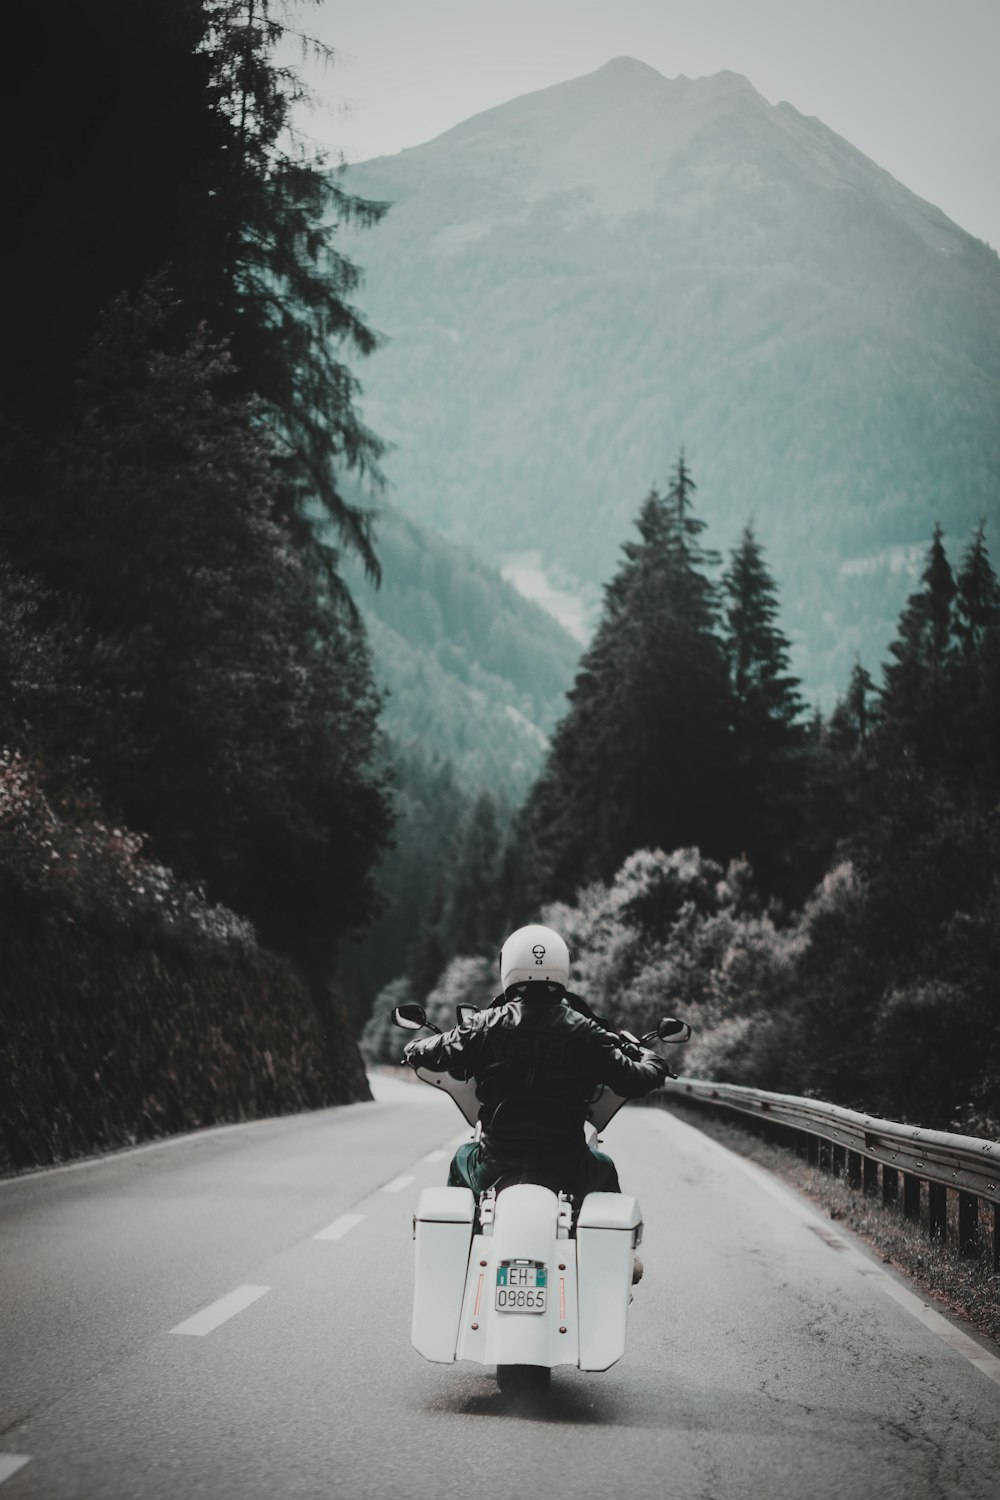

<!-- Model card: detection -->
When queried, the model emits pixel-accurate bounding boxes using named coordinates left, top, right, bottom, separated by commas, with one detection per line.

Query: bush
left=0, top=747, right=368, bottom=1171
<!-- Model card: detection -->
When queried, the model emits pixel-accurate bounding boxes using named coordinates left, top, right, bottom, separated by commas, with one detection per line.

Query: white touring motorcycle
left=392, top=1003, right=691, bottom=1396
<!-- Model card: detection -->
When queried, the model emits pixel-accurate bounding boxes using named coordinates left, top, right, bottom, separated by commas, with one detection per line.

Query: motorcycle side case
left=576, top=1191, right=642, bottom=1371
left=412, top=1186, right=476, bottom=1362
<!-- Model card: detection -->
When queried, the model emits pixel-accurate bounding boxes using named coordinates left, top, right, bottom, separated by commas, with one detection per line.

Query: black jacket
left=404, top=991, right=666, bottom=1159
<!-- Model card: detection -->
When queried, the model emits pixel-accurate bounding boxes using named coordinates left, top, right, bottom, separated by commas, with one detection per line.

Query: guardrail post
left=833, top=1144, right=846, bottom=1178
left=994, top=1205, right=999, bottom=1274
left=819, top=1138, right=832, bottom=1172
left=903, top=1173, right=921, bottom=1222
left=929, top=1182, right=947, bottom=1243
left=863, top=1156, right=879, bottom=1196
left=958, top=1193, right=982, bottom=1259
left=882, top=1166, right=899, bottom=1208
left=847, top=1151, right=862, bottom=1189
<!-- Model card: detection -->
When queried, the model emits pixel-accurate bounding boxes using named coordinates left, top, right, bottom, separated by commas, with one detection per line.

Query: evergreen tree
left=5, top=285, right=391, bottom=984
left=0, top=5, right=395, bottom=992
left=879, top=524, right=956, bottom=771
left=840, top=523, right=1000, bottom=1097
left=723, top=526, right=804, bottom=734
left=836, top=659, right=879, bottom=756
left=191, top=0, right=389, bottom=590
left=1, top=1, right=388, bottom=596
left=440, top=794, right=506, bottom=957
left=722, top=526, right=808, bottom=897
left=950, top=524, right=1000, bottom=794
left=954, top=523, right=1000, bottom=659
left=403, top=791, right=515, bottom=1000
left=523, top=456, right=735, bottom=902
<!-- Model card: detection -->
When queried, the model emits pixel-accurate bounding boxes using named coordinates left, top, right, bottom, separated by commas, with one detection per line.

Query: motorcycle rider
left=402, top=924, right=667, bottom=1210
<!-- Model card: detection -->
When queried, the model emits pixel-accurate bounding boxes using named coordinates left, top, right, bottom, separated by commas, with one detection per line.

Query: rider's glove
left=644, top=1049, right=670, bottom=1085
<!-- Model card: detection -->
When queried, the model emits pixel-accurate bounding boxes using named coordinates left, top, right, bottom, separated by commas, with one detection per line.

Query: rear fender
left=456, top=1184, right=579, bottom=1369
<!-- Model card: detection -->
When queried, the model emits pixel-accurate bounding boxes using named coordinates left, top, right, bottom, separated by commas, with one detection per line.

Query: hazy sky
left=286, top=0, right=1000, bottom=249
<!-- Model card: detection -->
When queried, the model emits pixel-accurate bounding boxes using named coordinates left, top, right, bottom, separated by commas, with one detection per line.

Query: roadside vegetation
left=0, top=2, right=389, bottom=1167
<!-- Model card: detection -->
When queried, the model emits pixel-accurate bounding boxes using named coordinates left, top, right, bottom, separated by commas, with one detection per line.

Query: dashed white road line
left=421, top=1149, right=448, bottom=1163
left=0, top=1457, right=30, bottom=1485
left=314, top=1212, right=365, bottom=1241
left=170, top=1284, right=270, bottom=1337
left=381, top=1174, right=415, bottom=1193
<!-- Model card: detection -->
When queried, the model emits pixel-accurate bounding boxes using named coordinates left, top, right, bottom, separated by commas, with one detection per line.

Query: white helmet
left=500, top=924, right=570, bottom=993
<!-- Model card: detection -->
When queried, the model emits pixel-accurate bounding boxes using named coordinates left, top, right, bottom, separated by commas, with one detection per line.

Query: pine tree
left=950, top=524, right=1000, bottom=794
left=723, top=525, right=805, bottom=739
left=722, top=526, right=807, bottom=899
left=1, top=0, right=387, bottom=596
left=5, top=284, right=392, bottom=986
left=523, top=456, right=736, bottom=902
left=192, top=0, right=390, bottom=590
left=875, top=524, right=960, bottom=782
left=828, top=660, right=879, bottom=759
left=954, top=523, right=1000, bottom=659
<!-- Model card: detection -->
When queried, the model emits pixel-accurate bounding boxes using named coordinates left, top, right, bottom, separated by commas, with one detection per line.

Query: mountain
left=340, top=57, right=1000, bottom=702
left=345, top=503, right=581, bottom=798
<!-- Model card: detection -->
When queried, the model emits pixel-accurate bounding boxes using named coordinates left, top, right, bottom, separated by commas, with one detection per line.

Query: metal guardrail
left=661, top=1077, right=1000, bottom=1270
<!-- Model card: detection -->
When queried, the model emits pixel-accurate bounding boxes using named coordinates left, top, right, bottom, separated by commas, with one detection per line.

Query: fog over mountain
left=342, top=57, right=1000, bottom=701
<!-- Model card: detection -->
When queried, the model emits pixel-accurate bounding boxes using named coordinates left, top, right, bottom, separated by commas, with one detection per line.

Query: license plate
left=495, top=1260, right=547, bottom=1313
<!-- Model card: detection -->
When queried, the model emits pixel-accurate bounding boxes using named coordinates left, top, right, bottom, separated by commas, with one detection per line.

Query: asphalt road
left=2, top=1075, right=999, bottom=1500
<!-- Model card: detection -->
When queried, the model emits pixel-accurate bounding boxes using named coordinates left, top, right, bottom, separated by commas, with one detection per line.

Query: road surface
left=1, top=1075, right=998, bottom=1499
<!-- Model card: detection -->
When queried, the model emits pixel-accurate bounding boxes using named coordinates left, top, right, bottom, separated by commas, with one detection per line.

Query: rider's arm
left=577, top=1019, right=667, bottom=1096
left=403, top=1020, right=488, bottom=1076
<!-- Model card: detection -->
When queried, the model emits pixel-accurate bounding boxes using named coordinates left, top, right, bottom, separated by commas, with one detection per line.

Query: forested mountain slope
left=344, top=504, right=580, bottom=799
left=341, top=57, right=1000, bottom=701
left=340, top=505, right=581, bottom=1002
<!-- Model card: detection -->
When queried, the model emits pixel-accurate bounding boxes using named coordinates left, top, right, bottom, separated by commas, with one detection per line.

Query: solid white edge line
left=381, top=1175, right=415, bottom=1193
left=0, top=1457, right=31, bottom=1485
left=169, top=1284, right=270, bottom=1337
left=645, top=1109, right=1000, bottom=1388
left=314, top=1212, right=365, bottom=1241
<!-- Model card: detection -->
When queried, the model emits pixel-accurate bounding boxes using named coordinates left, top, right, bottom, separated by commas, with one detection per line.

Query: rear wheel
left=496, top=1364, right=551, bottom=1396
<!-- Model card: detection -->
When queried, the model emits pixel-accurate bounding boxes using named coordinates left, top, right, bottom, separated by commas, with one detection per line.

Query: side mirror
left=392, top=1003, right=428, bottom=1031
left=658, top=1017, right=692, bottom=1044
left=456, top=1003, right=480, bottom=1027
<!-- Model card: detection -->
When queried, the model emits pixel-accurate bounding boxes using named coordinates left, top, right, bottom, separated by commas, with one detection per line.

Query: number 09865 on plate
left=495, top=1260, right=547, bottom=1313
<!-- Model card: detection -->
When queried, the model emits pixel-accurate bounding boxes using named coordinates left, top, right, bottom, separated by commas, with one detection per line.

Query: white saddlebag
left=412, top=1186, right=475, bottom=1362
left=576, top=1192, right=642, bottom=1371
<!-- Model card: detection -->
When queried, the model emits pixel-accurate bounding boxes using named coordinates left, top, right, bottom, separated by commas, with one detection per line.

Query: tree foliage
left=414, top=512, right=1000, bottom=1135
left=522, top=456, right=736, bottom=902
left=0, top=4, right=393, bottom=992
left=722, top=524, right=809, bottom=900
left=0, top=1, right=395, bottom=1161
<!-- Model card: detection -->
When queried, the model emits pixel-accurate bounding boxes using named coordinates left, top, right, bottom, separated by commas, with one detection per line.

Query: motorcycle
left=391, top=1001, right=691, bottom=1396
